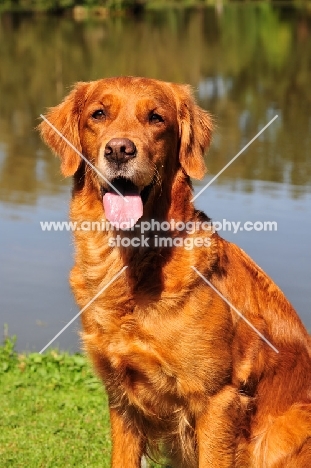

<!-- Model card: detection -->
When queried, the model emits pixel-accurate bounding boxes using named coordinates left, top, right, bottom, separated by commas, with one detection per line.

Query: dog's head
left=39, top=77, right=213, bottom=226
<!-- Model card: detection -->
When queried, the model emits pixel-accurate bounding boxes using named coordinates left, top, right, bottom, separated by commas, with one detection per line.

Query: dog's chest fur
left=72, top=241, right=233, bottom=423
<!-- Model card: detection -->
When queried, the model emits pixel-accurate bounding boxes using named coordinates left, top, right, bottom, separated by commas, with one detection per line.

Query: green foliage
left=0, top=334, right=18, bottom=373
left=0, top=336, right=101, bottom=389
left=0, top=0, right=146, bottom=12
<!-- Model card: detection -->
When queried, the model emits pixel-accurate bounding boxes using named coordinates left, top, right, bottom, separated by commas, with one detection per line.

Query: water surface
left=0, top=5, right=310, bottom=351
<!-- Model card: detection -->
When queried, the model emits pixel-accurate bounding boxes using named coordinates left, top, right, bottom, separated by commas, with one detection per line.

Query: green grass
left=0, top=336, right=112, bottom=467
left=0, top=336, right=166, bottom=467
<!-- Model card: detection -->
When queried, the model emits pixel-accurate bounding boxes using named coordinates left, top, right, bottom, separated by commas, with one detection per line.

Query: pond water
left=0, top=5, right=310, bottom=352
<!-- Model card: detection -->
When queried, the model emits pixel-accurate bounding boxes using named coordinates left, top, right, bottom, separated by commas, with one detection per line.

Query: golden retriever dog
left=39, top=77, right=311, bottom=467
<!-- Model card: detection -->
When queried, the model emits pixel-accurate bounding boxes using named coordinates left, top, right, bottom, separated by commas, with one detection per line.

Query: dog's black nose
left=104, top=138, right=137, bottom=164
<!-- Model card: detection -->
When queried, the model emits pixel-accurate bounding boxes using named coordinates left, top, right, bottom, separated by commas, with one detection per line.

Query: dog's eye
left=92, top=110, right=106, bottom=120
left=149, top=113, right=164, bottom=124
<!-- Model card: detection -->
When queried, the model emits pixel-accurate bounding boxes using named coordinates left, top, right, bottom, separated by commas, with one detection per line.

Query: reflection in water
left=0, top=6, right=311, bottom=205
left=0, top=5, right=310, bottom=350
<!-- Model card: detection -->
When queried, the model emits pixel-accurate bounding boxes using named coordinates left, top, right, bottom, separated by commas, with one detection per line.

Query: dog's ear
left=172, top=84, right=213, bottom=180
left=38, top=82, right=90, bottom=177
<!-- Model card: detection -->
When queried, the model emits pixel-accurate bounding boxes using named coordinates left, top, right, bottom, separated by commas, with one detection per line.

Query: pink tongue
left=103, top=192, right=143, bottom=228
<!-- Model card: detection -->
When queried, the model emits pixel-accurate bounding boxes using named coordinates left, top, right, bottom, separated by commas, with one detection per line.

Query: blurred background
left=0, top=2, right=310, bottom=352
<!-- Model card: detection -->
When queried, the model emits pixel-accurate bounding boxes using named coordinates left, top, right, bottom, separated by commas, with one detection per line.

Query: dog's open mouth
left=102, top=178, right=144, bottom=228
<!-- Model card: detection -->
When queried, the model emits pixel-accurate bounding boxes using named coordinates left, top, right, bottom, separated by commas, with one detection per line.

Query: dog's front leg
left=196, top=385, right=241, bottom=467
left=110, top=407, right=145, bottom=468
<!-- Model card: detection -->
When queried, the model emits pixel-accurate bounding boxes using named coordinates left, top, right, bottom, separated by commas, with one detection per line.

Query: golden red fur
left=39, top=77, right=311, bottom=467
